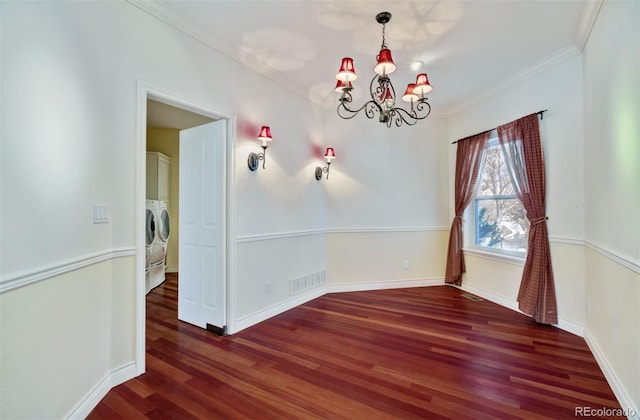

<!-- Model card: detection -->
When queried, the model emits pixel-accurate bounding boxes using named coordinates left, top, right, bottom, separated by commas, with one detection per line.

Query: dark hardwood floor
left=89, top=273, right=623, bottom=419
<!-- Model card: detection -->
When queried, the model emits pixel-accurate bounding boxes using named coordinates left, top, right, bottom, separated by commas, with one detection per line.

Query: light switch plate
left=93, top=204, right=109, bottom=224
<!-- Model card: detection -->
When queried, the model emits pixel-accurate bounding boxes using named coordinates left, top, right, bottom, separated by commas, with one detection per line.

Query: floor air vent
left=461, top=293, right=483, bottom=302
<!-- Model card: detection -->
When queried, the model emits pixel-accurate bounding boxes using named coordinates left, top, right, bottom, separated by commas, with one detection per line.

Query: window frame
left=463, top=135, right=527, bottom=264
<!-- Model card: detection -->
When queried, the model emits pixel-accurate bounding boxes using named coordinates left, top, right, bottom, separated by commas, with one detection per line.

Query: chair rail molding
left=0, top=248, right=136, bottom=294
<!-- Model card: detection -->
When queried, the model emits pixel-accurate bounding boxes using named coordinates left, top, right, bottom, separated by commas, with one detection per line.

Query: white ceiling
left=135, top=0, right=597, bottom=118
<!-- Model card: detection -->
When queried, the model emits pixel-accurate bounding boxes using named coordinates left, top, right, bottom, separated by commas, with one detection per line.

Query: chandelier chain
left=380, top=23, right=387, bottom=50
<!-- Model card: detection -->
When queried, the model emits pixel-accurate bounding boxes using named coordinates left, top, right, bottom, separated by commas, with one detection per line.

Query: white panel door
left=178, top=120, right=226, bottom=330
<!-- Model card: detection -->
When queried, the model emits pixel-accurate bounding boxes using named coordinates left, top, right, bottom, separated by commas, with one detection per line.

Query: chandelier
left=334, top=12, right=432, bottom=128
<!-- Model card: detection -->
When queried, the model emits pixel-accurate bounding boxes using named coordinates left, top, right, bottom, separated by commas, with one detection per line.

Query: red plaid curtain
left=445, top=132, right=490, bottom=286
left=498, top=114, right=558, bottom=324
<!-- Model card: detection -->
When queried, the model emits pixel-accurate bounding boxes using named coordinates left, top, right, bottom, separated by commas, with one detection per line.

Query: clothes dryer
left=146, top=200, right=171, bottom=292
left=145, top=201, right=156, bottom=293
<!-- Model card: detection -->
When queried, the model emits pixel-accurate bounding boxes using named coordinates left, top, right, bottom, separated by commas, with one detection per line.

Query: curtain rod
left=450, top=109, right=548, bottom=145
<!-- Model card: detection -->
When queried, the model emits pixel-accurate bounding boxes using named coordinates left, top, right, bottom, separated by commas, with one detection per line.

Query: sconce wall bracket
left=315, top=163, right=331, bottom=180
left=248, top=145, right=268, bottom=171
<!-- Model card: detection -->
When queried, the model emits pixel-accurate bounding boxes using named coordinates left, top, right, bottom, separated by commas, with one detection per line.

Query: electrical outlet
left=403, top=260, right=411, bottom=270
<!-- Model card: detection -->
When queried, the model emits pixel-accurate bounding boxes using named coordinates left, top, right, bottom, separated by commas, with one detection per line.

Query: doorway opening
left=145, top=99, right=215, bottom=291
left=135, top=85, right=235, bottom=375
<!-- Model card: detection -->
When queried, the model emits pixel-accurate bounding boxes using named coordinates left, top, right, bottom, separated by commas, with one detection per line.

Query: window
left=473, top=138, right=529, bottom=253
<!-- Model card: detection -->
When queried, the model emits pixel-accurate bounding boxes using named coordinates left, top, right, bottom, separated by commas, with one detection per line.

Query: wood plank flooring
left=89, top=273, right=623, bottom=419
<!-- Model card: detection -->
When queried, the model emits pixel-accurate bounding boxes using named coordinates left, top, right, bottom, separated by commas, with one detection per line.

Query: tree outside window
left=474, top=142, right=529, bottom=252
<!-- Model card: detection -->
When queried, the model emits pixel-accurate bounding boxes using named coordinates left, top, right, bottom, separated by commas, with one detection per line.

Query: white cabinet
left=146, top=152, right=170, bottom=202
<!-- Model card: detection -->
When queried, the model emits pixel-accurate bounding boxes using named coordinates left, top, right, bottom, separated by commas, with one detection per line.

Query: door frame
left=135, top=81, right=236, bottom=375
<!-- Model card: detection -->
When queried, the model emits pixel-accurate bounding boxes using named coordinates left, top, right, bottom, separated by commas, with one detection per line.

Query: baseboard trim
left=456, top=283, right=584, bottom=337
left=165, top=265, right=179, bottom=273
left=229, top=287, right=328, bottom=334
left=1, top=248, right=137, bottom=294
left=583, top=329, right=639, bottom=419
left=328, top=277, right=445, bottom=293
left=66, top=361, right=137, bottom=420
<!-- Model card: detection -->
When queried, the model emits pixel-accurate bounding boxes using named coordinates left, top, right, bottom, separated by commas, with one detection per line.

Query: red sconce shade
left=324, top=147, right=336, bottom=162
left=257, top=125, right=272, bottom=147
left=336, top=57, right=357, bottom=82
left=373, top=48, right=396, bottom=76
left=402, top=83, right=419, bottom=103
left=413, top=73, right=432, bottom=95
left=334, top=79, right=353, bottom=92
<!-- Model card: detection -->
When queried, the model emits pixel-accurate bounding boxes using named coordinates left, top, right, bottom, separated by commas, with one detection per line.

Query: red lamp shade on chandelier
left=334, top=79, right=353, bottom=92
left=402, top=83, right=419, bottom=103
left=316, top=147, right=336, bottom=181
left=248, top=125, right=273, bottom=171
left=336, top=58, right=357, bottom=82
left=373, top=48, right=396, bottom=76
left=413, top=73, right=432, bottom=95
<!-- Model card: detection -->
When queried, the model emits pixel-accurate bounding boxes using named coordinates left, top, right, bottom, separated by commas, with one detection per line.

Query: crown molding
left=447, top=44, right=581, bottom=117
left=444, top=0, right=602, bottom=117
left=126, top=0, right=326, bottom=106
left=575, top=0, right=604, bottom=51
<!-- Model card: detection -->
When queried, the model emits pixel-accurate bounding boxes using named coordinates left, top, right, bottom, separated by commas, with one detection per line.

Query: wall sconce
left=248, top=126, right=272, bottom=171
left=315, top=147, right=336, bottom=180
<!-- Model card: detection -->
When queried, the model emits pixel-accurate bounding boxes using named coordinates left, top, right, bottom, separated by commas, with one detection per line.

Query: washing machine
left=145, top=201, right=156, bottom=293
left=146, top=200, right=171, bottom=293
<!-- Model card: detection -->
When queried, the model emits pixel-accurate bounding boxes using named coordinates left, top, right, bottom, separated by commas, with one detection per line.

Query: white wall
left=0, top=2, right=327, bottom=417
left=325, top=114, right=450, bottom=288
left=582, top=0, right=639, bottom=414
left=326, top=115, right=449, bottom=229
left=0, top=257, right=135, bottom=419
left=448, top=53, right=586, bottom=330
left=328, top=230, right=448, bottom=288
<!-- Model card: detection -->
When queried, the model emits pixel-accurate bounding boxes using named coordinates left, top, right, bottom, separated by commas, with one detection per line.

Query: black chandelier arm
left=337, top=98, right=381, bottom=121
left=338, top=89, right=353, bottom=104
left=386, top=110, right=405, bottom=127
left=370, top=75, right=382, bottom=102
left=382, top=101, right=432, bottom=128
left=414, top=99, right=432, bottom=118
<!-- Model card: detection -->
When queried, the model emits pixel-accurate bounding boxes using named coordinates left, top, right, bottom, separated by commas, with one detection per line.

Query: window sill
left=462, top=247, right=525, bottom=266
